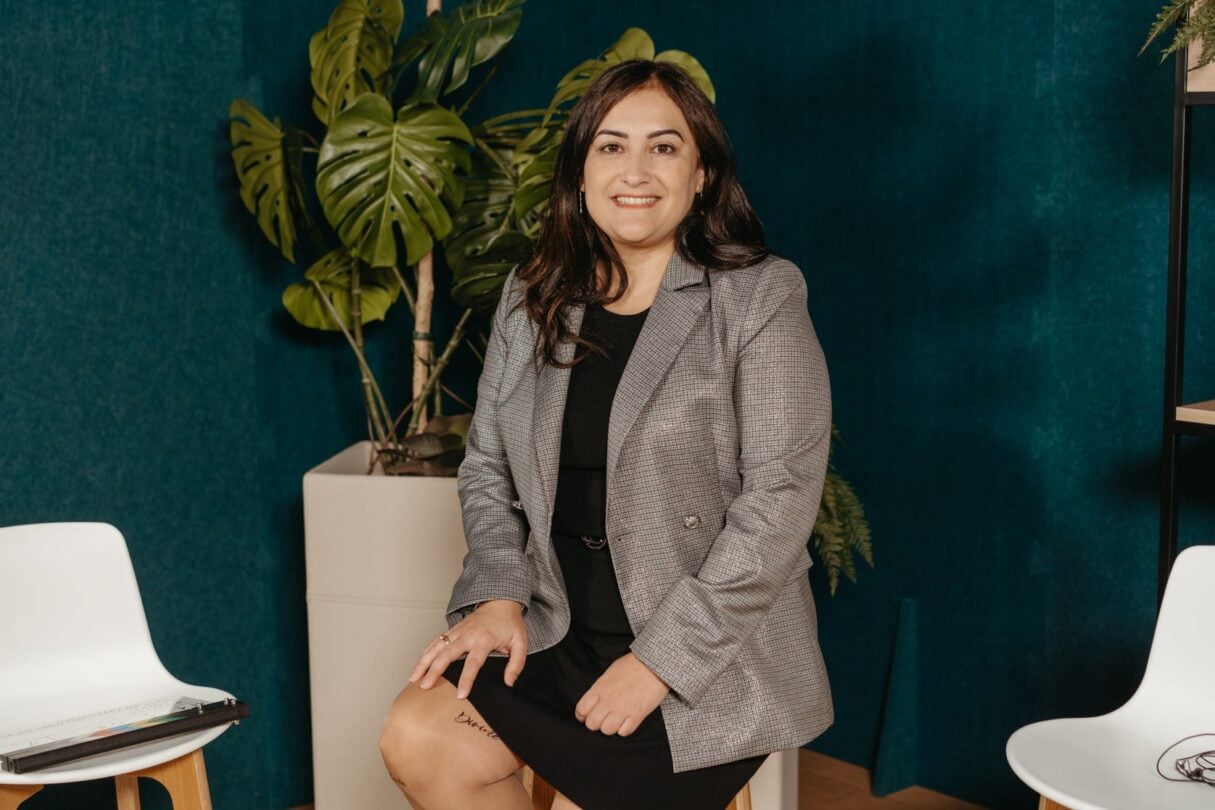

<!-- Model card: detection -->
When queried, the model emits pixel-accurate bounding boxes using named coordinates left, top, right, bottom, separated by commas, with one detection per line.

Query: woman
left=379, top=58, right=833, bottom=810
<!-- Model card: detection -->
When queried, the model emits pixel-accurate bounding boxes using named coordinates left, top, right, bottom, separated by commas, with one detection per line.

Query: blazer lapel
left=531, top=251, right=710, bottom=536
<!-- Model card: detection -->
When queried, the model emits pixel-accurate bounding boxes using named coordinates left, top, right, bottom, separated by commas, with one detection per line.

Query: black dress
left=443, top=301, right=766, bottom=809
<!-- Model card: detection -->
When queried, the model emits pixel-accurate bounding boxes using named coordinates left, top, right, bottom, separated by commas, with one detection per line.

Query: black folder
left=0, top=697, right=249, bottom=774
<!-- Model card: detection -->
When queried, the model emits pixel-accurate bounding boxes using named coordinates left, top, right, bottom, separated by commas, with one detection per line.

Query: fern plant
left=1140, top=0, right=1215, bottom=67
left=814, top=427, right=874, bottom=595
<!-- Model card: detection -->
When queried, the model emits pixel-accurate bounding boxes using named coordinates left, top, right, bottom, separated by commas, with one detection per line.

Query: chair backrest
left=1129, top=543, right=1215, bottom=706
left=0, top=522, right=168, bottom=696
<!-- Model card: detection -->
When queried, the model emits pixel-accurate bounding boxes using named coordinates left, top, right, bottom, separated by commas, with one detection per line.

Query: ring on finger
left=438, top=633, right=452, bottom=645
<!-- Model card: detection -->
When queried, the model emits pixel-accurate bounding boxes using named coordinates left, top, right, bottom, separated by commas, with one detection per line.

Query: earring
left=579, top=190, right=584, bottom=214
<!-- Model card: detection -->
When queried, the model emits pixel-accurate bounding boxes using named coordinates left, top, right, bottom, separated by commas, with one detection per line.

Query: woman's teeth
left=614, top=196, right=660, bottom=206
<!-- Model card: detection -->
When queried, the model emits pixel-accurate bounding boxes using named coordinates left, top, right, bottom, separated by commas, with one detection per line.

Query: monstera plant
left=228, top=0, right=872, bottom=592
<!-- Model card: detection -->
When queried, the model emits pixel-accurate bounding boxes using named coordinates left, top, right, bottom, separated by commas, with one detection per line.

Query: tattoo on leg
left=454, top=709, right=501, bottom=740
left=390, top=773, right=408, bottom=790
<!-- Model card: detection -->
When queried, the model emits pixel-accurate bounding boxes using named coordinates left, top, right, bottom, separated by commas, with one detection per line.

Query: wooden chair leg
left=1039, top=798, right=1070, bottom=810
left=115, top=771, right=143, bottom=810
left=726, top=781, right=752, bottom=810
left=0, top=785, right=43, bottom=810
left=115, top=749, right=212, bottom=810
left=519, top=765, right=556, bottom=810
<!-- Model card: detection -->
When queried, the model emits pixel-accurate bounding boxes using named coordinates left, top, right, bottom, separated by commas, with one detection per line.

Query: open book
left=0, top=696, right=248, bottom=774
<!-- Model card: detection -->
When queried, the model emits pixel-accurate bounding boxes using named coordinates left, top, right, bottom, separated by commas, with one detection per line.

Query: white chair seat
left=0, top=522, right=237, bottom=793
left=1006, top=544, right=1215, bottom=810
left=1007, top=704, right=1213, bottom=809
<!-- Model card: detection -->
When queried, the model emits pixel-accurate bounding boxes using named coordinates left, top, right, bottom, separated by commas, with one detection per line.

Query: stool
left=0, top=749, right=212, bottom=810
left=520, top=765, right=752, bottom=809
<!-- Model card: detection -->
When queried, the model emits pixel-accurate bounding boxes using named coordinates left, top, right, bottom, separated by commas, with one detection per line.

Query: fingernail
left=457, top=689, right=467, bottom=699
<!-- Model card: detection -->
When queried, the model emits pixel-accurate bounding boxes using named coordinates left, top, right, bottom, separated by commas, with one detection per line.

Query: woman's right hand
left=409, top=599, right=528, bottom=699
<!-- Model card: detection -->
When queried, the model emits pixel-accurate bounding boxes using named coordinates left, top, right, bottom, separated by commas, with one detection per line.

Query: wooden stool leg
left=519, top=765, right=556, bottom=810
left=115, top=773, right=142, bottom=810
left=0, top=785, right=43, bottom=810
left=121, top=749, right=212, bottom=810
left=1039, top=798, right=1070, bottom=810
left=726, top=781, right=752, bottom=810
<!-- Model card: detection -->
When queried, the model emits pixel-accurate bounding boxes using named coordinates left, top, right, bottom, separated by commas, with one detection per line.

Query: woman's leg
left=380, top=678, right=530, bottom=809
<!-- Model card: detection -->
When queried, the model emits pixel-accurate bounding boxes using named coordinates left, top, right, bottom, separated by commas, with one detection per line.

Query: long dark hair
left=515, top=58, right=771, bottom=368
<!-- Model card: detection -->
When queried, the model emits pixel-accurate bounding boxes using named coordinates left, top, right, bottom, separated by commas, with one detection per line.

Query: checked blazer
left=445, top=248, right=834, bottom=772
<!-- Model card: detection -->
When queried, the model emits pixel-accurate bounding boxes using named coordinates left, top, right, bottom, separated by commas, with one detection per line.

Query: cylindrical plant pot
left=1187, top=37, right=1215, bottom=92
left=303, top=440, right=465, bottom=810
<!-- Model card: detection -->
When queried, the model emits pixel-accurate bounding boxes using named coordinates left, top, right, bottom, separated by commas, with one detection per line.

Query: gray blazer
left=445, top=249, right=834, bottom=772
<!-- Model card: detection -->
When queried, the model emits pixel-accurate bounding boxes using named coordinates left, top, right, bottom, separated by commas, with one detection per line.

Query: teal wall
left=2, top=1, right=1212, bottom=808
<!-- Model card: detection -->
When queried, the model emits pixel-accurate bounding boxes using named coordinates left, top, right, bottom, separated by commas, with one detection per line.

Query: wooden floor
left=291, top=749, right=987, bottom=809
left=799, top=749, right=986, bottom=809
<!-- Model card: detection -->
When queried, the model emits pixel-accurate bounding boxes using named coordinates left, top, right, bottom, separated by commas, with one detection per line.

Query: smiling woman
left=581, top=93, right=705, bottom=277
left=378, top=59, right=833, bottom=810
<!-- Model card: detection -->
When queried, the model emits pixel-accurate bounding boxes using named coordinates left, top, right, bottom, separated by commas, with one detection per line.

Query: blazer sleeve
left=629, top=259, right=832, bottom=708
left=444, top=266, right=532, bottom=628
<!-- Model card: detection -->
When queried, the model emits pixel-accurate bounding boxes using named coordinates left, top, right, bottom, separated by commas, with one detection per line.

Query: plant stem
left=455, top=49, right=507, bottom=118
left=309, top=277, right=396, bottom=448
left=391, top=264, right=417, bottom=317
left=439, top=380, right=473, bottom=411
left=349, top=260, right=391, bottom=446
left=478, top=108, right=550, bottom=129
left=397, top=306, right=475, bottom=437
left=412, top=253, right=437, bottom=430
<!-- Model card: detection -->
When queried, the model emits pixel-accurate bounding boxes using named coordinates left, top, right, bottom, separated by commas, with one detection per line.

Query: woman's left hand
left=575, top=652, right=670, bottom=736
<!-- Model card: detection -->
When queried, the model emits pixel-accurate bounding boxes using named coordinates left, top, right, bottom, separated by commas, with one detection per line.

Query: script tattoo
left=455, top=709, right=500, bottom=740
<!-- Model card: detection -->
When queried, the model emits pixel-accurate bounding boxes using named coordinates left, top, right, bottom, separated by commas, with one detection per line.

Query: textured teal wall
left=2, top=1, right=1212, bottom=809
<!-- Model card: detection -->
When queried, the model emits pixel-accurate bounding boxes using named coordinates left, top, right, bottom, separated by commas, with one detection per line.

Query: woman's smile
left=612, top=194, right=662, bottom=208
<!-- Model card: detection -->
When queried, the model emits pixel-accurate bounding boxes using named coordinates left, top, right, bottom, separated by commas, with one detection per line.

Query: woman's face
left=581, top=85, right=706, bottom=256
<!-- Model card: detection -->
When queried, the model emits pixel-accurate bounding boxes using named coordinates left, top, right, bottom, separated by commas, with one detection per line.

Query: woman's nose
left=620, top=152, right=652, bottom=184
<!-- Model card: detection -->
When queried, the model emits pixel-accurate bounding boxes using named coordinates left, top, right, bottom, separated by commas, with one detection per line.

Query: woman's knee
left=379, top=679, right=521, bottom=791
left=379, top=683, right=445, bottom=787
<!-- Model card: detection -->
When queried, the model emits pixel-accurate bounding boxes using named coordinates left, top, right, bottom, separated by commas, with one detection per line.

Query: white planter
left=304, top=441, right=466, bottom=810
left=1187, top=40, right=1215, bottom=92
left=302, top=440, right=797, bottom=810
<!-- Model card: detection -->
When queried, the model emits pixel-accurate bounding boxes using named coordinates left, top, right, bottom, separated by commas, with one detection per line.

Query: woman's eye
left=654, top=143, right=676, bottom=154
left=600, top=143, right=622, bottom=153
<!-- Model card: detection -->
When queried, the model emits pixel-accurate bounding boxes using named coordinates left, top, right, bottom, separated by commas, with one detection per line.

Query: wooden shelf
left=1177, top=399, right=1215, bottom=426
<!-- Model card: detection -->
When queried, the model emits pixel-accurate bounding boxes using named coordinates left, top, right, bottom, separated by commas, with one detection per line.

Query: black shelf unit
left=1160, top=46, right=1215, bottom=607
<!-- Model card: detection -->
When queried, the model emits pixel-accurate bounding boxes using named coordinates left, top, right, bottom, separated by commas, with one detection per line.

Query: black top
left=550, top=301, right=650, bottom=537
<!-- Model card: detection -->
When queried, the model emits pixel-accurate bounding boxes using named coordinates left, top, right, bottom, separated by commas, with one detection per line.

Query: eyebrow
left=594, top=128, right=686, bottom=141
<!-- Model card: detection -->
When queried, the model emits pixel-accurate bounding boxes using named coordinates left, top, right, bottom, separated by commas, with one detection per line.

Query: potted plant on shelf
left=228, top=1, right=872, bottom=806
left=1141, top=0, right=1215, bottom=90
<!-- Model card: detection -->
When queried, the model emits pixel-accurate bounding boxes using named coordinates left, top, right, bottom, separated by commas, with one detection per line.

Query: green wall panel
left=2, top=1, right=1213, bottom=808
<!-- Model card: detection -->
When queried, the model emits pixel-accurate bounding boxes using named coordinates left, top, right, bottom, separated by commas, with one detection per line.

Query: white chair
left=1006, top=543, right=1215, bottom=810
left=0, top=522, right=239, bottom=810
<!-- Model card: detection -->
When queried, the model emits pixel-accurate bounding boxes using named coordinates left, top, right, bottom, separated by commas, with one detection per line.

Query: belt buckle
left=580, top=535, right=607, bottom=550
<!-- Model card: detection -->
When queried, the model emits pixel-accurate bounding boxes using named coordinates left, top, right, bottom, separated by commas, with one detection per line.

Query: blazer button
left=683, top=514, right=701, bottom=529
left=510, top=499, right=523, bottom=511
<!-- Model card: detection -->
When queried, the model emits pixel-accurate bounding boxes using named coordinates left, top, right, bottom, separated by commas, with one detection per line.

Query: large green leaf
left=400, top=0, right=525, bottom=105
left=445, top=148, right=531, bottom=314
left=309, top=0, right=405, bottom=126
left=315, top=94, right=473, bottom=267
left=512, top=129, right=559, bottom=225
left=229, top=98, right=300, bottom=263
left=545, top=28, right=716, bottom=121
left=654, top=49, right=715, bottom=102
left=282, top=247, right=401, bottom=331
